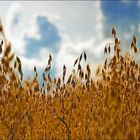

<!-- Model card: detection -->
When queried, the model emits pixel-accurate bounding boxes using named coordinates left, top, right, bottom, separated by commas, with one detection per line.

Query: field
left=0, top=23, right=139, bottom=139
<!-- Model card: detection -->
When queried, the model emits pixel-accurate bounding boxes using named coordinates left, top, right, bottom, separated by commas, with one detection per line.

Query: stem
left=56, top=115, right=70, bottom=140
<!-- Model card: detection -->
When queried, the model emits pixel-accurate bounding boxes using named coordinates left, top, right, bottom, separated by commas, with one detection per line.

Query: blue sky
left=0, top=1, right=139, bottom=79
left=102, top=1, right=140, bottom=40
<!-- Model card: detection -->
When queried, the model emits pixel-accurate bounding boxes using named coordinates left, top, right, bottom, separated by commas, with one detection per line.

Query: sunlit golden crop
left=0, top=21, right=139, bottom=139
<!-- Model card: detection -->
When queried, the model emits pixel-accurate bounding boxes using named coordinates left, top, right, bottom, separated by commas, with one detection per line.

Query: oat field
left=0, top=22, right=139, bottom=140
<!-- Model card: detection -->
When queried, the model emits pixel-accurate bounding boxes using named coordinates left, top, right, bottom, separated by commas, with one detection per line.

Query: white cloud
left=20, top=48, right=51, bottom=71
left=24, top=18, right=41, bottom=40
left=5, top=3, right=60, bottom=72
left=55, top=37, right=112, bottom=78
left=3, top=1, right=111, bottom=80
left=55, top=1, right=109, bottom=77
left=121, top=0, right=131, bottom=4
left=5, top=3, right=26, bottom=55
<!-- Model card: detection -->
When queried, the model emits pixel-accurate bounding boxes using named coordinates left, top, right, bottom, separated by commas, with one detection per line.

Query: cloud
left=23, top=15, right=61, bottom=58
left=5, top=3, right=61, bottom=74
left=5, top=3, right=26, bottom=55
left=55, top=37, right=112, bottom=78
left=5, top=1, right=111, bottom=80
left=101, top=0, right=140, bottom=43
left=20, top=48, right=51, bottom=71
left=55, top=1, right=108, bottom=77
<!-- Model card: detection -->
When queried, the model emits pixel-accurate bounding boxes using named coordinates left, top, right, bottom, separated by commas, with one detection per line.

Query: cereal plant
left=0, top=20, right=139, bottom=139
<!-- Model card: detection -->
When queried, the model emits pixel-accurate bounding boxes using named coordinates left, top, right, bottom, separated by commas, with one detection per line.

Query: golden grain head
left=0, top=21, right=139, bottom=140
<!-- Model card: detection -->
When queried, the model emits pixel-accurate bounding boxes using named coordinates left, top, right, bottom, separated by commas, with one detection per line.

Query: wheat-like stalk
left=0, top=21, right=139, bottom=139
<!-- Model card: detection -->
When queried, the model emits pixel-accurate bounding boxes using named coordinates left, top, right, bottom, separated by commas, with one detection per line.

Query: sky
left=0, top=0, right=139, bottom=80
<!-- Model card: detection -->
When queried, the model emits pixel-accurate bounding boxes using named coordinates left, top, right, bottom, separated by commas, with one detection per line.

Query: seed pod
left=34, top=66, right=37, bottom=73
left=85, top=73, right=88, bottom=80
left=20, top=73, right=23, bottom=81
left=78, top=64, right=81, bottom=70
left=8, top=53, right=15, bottom=62
left=48, top=73, right=51, bottom=83
left=96, top=67, right=100, bottom=76
left=108, top=45, right=111, bottom=54
left=133, top=35, right=136, bottom=44
left=131, top=41, right=134, bottom=50
left=42, top=73, right=47, bottom=81
left=84, top=52, right=87, bottom=62
left=135, top=64, right=138, bottom=69
left=79, top=53, right=82, bottom=63
left=57, top=78, right=61, bottom=88
left=63, top=65, right=66, bottom=76
left=73, top=58, right=78, bottom=67
left=1, top=40, right=3, bottom=46
left=104, top=47, right=107, bottom=55
left=67, top=74, right=72, bottom=84
left=71, top=79, right=75, bottom=87
left=62, top=75, right=65, bottom=82
left=42, top=82, right=45, bottom=87
left=115, top=38, right=119, bottom=44
left=138, top=75, right=140, bottom=82
left=105, top=59, right=107, bottom=66
left=0, top=46, right=2, bottom=54
left=45, top=65, right=51, bottom=72
left=0, top=25, right=3, bottom=32
left=107, top=76, right=110, bottom=81
left=86, top=64, right=91, bottom=76
left=49, top=54, right=52, bottom=61
left=47, top=83, right=51, bottom=92
left=14, top=61, right=17, bottom=69
left=81, top=71, right=84, bottom=79
left=16, top=56, right=21, bottom=64
left=112, top=27, right=116, bottom=38
left=4, top=43, right=11, bottom=57
left=134, top=46, right=137, bottom=53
